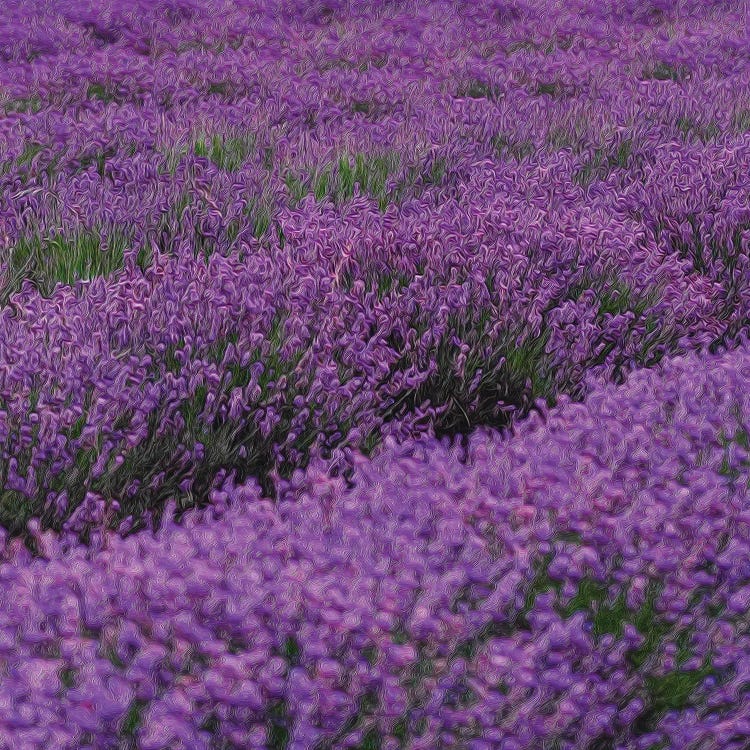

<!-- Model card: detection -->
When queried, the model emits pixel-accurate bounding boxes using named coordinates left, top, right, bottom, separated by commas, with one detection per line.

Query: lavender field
left=0, top=0, right=749, bottom=747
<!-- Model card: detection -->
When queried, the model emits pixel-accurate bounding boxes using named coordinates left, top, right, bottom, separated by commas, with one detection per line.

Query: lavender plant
left=0, top=341, right=748, bottom=747
left=0, top=0, right=747, bottom=540
left=0, top=1, right=748, bottom=744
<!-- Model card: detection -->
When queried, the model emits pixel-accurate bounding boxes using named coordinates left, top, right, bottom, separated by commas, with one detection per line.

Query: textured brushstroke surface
left=0, top=0, right=749, bottom=747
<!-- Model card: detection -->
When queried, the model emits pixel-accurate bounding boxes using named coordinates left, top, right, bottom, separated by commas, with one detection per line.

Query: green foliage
left=427, top=156, right=447, bottom=185
left=39, top=150, right=64, bottom=182
left=548, top=127, right=575, bottom=150
left=643, top=61, right=689, bottom=82
left=286, top=150, right=445, bottom=212
left=135, top=243, right=153, bottom=272
left=199, top=712, right=220, bottom=736
left=350, top=99, right=373, bottom=115
left=0, top=490, right=33, bottom=540
left=667, top=213, right=750, bottom=325
left=519, top=556, right=720, bottom=740
left=573, top=139, right=634, bottom=187
left=547, top=120, right=589, bottom=153
left=266, top=700, right=290, bottom=750
left=16, top=141, right=45, bottom=169
left=676, top=116, right=720, bottom=143
left=597, top=279, right=637, bottom=318
left=353, top=728, right=381, bottom=750
left=380, top=304, right=555, bottom=440
left=87, top=82, right=127, bottom=104
left=59, top=667, right=76, bottom=690
left=535, top=80, right=561, bottom=97
left=65, top=414, right=87, bottom=441
left=206, top=81, right=232, bottom=97
left=572, top=573, right=717, bottom=733
left=226, top=218, right=240, bottom=244
left=492, top=133, right=535, bottom=162
left=103, top=644, right=127, bottom=670
left=561, top=579, right=630, bottom=638
left=522, top=552, right=560, bottom=616
left=731, top=107, right=750, bottom=133
left=192, top=130, right=256, bottom=172
left=161, top=129, right=257, bottom=175
left=392, top=717, right=408, bottom=745
left=632, top=655, right=715, bottom=737
left=283, top=172, right=306, bottom=204
left=339, top=152, right=399, bottom=207
left=559, top=268, right=664, bottom=378
left=631, top=312, right=674, bottom=368
left=161, top=142, right=190, bottom=176
left=361, top=645, right=378, bottom=666
left=717, top=416, right=750, bottom=486
left=151, top=184, right=273, bottom=259
left=389, top=648, right=435, bottom=744
left=120, top=699, right=147, bottom=744
left=361, top=429, right=381, bottom=457
left=1, top=228, right=130, bottom=303
left=572, top=271, right=656, bottom=321
left=456, top=79, right=501, bottom=100
left=314, top=691, right=381, bottom=749
left=499, top=329, right=555, bottom=406
left=645, top=665, right=713, bottom=712
left=344, top=269, right=414, bottom=300
left=77, top=146, right=117, bottom=178
left=0, top=311, right=320, bottom=539
left=252, top=204, right=273, bottom=239
left=285, top=151, right=405, bottom=210
left=283, top=635, right=302, bottom=666
left=275, top=221, right=287, bottom=250
left=3, top=95, right=42, bottom=115
left=670, top=214, right=710, bottom=275
left=507, top=39, right=539, bottom=53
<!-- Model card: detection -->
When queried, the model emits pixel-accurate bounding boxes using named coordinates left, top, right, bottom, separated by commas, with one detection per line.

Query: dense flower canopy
left=1, top=342, right=750, bottom=747
left=0, top=0, right=749, bottom=747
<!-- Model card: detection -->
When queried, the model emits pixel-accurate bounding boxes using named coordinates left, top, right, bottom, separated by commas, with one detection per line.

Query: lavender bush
left=1, top=0, right=750, bottom=535
left=1, top=342, right=749, bottom=748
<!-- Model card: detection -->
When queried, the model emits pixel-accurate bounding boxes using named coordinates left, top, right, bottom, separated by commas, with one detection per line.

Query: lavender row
left=2, top=0, right=750, bottom=257
left=0, top=0, right=750, bottom=537
left=0, top=159, right=740, bottom=538
left=0, top=340, right=749, bottom=748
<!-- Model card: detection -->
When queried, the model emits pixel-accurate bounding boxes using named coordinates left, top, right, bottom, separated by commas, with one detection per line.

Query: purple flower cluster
left=0, top=341, right=749, bottom=748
